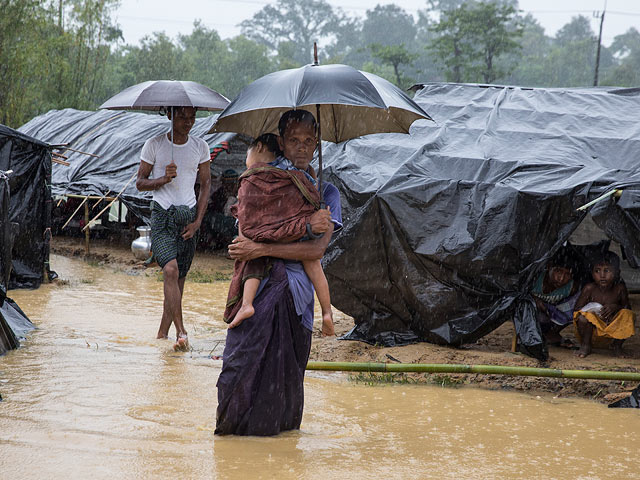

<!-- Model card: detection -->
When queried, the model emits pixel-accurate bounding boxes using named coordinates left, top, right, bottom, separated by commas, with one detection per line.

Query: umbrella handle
left=316, top=104, right=323, bottom=205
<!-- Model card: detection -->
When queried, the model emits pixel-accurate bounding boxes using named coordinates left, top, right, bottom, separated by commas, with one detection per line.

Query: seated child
left=573, top=251, right=635, bottom=358
left=224, top=133, right=335, bottom=336
left=531, top=250, right=580, bottom=346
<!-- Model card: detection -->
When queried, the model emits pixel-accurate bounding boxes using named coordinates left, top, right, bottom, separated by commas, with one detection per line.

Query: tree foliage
left=429, top=1, right=523, bottom=83
left=3, top=0, right=640, bottom=130
left=240, top=0, right=344, bottom=65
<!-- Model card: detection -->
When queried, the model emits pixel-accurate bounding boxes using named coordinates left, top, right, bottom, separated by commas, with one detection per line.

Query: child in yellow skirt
left=573, top=251, right=635, bottom=358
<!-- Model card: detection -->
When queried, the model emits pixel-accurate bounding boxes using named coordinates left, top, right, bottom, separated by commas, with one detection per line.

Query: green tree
left=429, top=1, right=524, bottom=83
left=368, top=43, right=418, bottom=88
left=602, top=28, right=640, bottom=87
left=541, top=16, right=613, bottom=87
left=118, top=32, right=191, bottom=88
left=239, top=0, right=345, bottom=65
left=503, top=14, right=552, bottom=86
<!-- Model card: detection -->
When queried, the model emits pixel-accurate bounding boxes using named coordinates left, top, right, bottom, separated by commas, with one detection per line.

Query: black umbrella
left=208, top=50, right=431, bottom=193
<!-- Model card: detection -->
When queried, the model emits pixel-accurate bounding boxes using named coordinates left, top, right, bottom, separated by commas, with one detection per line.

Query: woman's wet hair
left=591, top=250, right=621, bottom=279
left=250, top=133, right=282, bottom=156
left=549, top=248, right=574, bottom=271
left=278, top=109, right=317, bottom=137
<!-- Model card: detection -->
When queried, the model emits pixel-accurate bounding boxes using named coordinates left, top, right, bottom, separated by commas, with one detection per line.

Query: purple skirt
left=215, top=260, right=312, bottom=436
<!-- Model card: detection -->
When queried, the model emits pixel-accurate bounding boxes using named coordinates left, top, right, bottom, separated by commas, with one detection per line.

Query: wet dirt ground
left=1, top=249, right=640, bottom=478
left=50, top=235, right=640, bottom=401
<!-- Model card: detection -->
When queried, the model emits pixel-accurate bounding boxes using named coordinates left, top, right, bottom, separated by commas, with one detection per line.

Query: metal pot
left=131, top=226, right=152, bottom=260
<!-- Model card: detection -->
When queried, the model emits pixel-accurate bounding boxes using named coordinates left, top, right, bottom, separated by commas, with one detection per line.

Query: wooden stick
left=57, top=147, right=99, bottom=158
left=83, top=172, right=136, bottom=231
left=61, top=196, right=89, bottom=230
left=52, top=152, right=69, bottom=160
left=51, top=157, right=70, bottom=166
left=92, top=190, right=112, bottom=210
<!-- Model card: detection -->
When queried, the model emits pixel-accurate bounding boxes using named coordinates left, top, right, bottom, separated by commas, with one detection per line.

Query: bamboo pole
left=84, top=201, right=90, bottom=255
left=82, top=172, right=136, bottom=232
left=305, top=361, right=640, bottom=382
left=51, top=157, right=70, bottom=166
left=57, top=147, right=99, bottom=158
left=61, top=195, right=89, bottom=230
left=92, top=190, right=112, bottom=210
left=576, top=189, right=622, bottom=211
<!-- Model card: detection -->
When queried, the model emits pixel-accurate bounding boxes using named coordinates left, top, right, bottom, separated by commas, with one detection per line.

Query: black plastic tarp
left=0, top=165, right=36, bottom=355
left=18, top=109, right=247, bottom=222
left=0, top=125, right=52, bottom=289
left=320, top=83, right=640, bottom=360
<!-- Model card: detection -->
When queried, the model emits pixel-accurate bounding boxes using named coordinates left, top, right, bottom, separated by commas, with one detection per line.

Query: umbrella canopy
left=208, top=64, right=431, bottom=141
left=100, top=80, right=229, bottom=112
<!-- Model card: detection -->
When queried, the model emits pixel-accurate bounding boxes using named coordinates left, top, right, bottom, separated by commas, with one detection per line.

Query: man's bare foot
left=173, top=333, right=189, bottom=351
left=574, top=344, right=591, bottom=358
left=321, top=312, right=335, bottom=337
left=228, top=304, right=254, bottom=329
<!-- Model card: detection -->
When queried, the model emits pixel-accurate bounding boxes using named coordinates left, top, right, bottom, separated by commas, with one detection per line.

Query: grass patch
left=348, top=372, right=467, bottom=388
left=154, top=270, right=233, bottom=283
left=188, top=270, right=232, bottom=283
left=348, top=372, right=421, bottom=385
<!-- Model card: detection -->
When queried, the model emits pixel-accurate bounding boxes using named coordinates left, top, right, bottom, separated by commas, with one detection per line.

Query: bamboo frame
left=82, top=172, right=136, bottom=232
left=61, top=195, right=89, bottom=230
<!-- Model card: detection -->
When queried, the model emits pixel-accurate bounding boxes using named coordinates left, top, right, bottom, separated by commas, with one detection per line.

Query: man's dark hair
left=591, top=250, right=621, bottom=279
left=251, top=133, right=282, bottom=156
left=278, top=109, right=317, bottom=137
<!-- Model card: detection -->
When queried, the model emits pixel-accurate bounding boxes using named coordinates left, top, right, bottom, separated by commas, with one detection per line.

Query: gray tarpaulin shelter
left=0, top=125, right=42, bottom=354
left=18, top=108, right=247, bottom=223
left=320, top=83, right=640, bottom=361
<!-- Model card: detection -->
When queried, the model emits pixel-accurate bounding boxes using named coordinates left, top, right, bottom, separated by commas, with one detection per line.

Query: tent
left=18, top=108, right=248, bottom=224
left=0, top=125, right=41, bottom=354
left=0, top=124, right=52, bottom=289
left=320, top=83, right=640, bottom=361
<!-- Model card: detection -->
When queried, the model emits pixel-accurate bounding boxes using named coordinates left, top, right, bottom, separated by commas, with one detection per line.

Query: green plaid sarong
left=150, top=201, right=197, bottom=278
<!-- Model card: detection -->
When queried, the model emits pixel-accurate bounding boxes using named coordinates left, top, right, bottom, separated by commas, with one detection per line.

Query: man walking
left=136, top=106, right=211, bottom=350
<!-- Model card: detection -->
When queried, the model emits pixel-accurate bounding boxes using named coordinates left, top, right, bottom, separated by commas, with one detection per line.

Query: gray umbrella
left=100, top=80, right=230, bottom=163
left=208, top=61, right=431, bottom=193
left=99, top=80, right=229, bottom=112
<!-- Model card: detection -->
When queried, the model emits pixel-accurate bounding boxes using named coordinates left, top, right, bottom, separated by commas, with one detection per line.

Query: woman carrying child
left=223, top=132, right=335, bottom=337
left=215, top=110, right=342, bottom=436
left=573, top=251, right=635, bottom=358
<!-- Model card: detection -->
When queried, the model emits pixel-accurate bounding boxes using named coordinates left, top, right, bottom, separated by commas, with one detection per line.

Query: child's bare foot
left=574, top=344, right=591, bottom=358
left=321, top=312, right=335, bottom=337
left=228, top=304, right=254, bottom=329
left=173, top=333, right=189, bottom=351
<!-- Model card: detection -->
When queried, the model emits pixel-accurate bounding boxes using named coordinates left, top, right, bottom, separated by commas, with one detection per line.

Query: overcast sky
left=114, top=0, right=640, bottom=47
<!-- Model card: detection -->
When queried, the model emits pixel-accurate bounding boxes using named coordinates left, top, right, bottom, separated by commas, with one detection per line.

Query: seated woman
left=531, top=250, right=580, bottom=347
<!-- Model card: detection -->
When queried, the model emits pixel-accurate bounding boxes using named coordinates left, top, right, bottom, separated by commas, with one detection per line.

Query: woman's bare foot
left=321, top=312, right=335, bottom=337
left=574, top=344, right=592, bottom=358
left=228, top=304, right=254, bottom=329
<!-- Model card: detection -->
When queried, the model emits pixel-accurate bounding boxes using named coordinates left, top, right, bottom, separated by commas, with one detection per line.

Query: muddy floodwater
left=0, top=254, right=639, bottom=479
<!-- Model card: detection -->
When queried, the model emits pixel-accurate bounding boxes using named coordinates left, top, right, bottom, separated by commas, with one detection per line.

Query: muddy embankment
left=49, top=235, right=640, bottom=404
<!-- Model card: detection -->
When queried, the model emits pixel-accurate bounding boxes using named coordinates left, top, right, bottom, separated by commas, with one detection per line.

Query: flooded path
left=0, top=255, right=639, bottom=479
